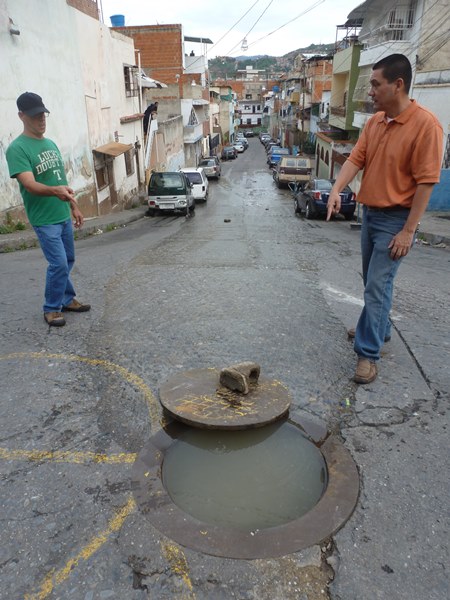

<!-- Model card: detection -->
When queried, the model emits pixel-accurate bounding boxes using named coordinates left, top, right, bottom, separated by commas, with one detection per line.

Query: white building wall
left=73, top=15, right=142, bottom=209
left=0, top=0, right=92, bottom=216
left=0, top=0, right=143, bottom=221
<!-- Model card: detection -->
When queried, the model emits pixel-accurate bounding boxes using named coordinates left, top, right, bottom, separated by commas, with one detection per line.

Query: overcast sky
left=99, top=0, right=361, bottom=58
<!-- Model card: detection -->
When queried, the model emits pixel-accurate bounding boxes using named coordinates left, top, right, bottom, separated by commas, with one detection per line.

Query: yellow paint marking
left=24, top=496, right=136, bottom=600
left=161, top=541, right=195, bottom=596
left=0, top=447, right=136, bottom=464
left=0, top=351, right=160, bottom=428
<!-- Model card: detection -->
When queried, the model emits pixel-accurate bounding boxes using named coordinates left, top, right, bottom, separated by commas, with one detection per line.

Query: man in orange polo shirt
left=327, top=54, right=443, bottom=384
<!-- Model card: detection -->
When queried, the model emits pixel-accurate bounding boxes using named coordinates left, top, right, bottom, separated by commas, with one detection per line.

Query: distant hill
left=282, top=43, right=335, bottom=59
left=210, top=43, right=335, bottom=81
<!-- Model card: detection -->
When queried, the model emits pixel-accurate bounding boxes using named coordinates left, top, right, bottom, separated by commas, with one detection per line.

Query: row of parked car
left=147, top=153, right=224, bottom=216
left=221, top=131, right=251, bottom=160
left=146, top=129, right=255, bottom=216
left=259, top=132, right=357, bottom=220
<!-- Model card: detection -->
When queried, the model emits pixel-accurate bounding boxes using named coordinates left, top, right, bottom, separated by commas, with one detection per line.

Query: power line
left=225, top=0, right=275, bottom=56
left=244, top=0, right=325, bottom=52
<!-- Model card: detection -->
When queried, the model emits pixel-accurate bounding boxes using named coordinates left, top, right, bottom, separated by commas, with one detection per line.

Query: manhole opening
left=162, top=421, right=328, bottom=531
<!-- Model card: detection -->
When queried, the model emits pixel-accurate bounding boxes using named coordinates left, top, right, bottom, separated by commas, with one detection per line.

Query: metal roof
left=93, top=142, right=133, bottom=157
left=184, top=36, right=213, bottom=44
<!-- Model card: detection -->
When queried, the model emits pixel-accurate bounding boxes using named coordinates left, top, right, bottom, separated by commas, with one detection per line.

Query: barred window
left=124, top=65, right=139, bottom=97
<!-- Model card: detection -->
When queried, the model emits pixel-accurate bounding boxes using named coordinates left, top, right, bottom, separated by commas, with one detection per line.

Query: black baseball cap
left=17, top=92, right=49, bottom=116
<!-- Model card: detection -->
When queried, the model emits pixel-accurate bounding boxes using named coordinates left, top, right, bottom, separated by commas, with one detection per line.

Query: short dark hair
left=373, top=54, right=412, bottom=93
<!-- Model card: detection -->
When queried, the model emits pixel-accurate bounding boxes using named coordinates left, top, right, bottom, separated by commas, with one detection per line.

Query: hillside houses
left=1, top=0, right=449, bottom=226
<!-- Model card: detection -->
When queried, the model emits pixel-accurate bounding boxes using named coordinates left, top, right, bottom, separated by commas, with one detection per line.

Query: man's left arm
left=388, top=183, right=435, bottom=259
left=71, top=202, right=84, bottom=228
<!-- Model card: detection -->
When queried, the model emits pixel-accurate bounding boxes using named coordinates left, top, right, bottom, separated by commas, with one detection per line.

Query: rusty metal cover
left=159, top=368, right=291, bottom=430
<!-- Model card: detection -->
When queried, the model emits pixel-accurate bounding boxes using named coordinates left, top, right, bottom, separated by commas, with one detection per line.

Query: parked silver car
left=198, top=156, right=221, bottom=179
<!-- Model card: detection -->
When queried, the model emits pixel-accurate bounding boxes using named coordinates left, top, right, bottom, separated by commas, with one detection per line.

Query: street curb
left=0, top=208, right=148, bottom=253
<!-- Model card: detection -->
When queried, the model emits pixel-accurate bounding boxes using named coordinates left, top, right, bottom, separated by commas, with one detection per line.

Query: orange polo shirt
left=348, top=100, right=443, bottom=208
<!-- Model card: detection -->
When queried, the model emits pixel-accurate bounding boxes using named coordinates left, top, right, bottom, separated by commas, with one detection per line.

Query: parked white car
left=179, top=167, right=209, bottom=202
left=233, top=142, right=245, bottom=153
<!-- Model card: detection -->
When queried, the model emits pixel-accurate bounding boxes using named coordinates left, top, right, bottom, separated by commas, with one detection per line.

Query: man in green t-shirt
left=6, top=92, right=90, bottom=327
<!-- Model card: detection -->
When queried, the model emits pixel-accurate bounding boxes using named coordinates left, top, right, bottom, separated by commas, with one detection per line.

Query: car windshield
left=184, top=172, right=203, bottom=184
left=149, top=173, right=186, bottom=194
left=316, top=180, right=333, bottom=191
left=199, top=160, right=214, bottom=167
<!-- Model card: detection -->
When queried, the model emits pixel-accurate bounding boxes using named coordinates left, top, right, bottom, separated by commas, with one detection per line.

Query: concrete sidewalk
left=0, top=205, right=449, bottom=253
left=0, top=205, right=148, bottom=253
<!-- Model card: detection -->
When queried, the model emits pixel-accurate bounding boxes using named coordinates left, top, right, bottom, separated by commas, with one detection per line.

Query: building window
left=124, top=148, right=135, bottom=176
left=257, top=105, right=261, bottom=111
left=257, top=118, right=261, bottom=125
left=246, top=94, right=252, bottom=99
left=124, top=65, right=138, bottom=97
left=244, top=105, right=251, bottom=111
left=246, top=118, right=252, bottom=125
left=93, top=154, right=109, bottom=190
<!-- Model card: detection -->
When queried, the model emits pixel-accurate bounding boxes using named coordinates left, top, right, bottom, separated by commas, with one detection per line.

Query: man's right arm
left=326, top=160, right=360, bottom=221
left=16, top=171, right=75, bottom=203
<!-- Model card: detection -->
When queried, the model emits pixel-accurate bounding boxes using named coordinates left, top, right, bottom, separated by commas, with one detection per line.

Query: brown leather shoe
left=347, top=328, right=391, bottom=342
left=62, top=299, right=91, bottom=312
left=44, top=312, right=66, bottom=327
left=353, top=358, right=377, bottom=384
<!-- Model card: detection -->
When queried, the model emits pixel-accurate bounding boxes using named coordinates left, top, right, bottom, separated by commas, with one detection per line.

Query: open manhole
left=132, top=417, right=359, bottom=559
left=132, top=365, right=359, bottom=558
left=162, top=421, right=327, bottom=531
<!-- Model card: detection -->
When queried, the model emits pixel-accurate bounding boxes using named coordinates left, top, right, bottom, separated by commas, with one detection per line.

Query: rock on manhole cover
left=159, top=368, right=291, bottom=430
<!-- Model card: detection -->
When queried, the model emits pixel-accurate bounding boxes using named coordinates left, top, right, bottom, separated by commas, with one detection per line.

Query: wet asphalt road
left=0, top=138, right=449, bottom=599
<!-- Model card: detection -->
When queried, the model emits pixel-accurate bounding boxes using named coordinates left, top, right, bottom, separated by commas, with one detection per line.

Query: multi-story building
left=324, top=0, right=450, bottom=208
left=209, top=85, right=235, bottom=148
left=110, top=24, right=213, bottom=170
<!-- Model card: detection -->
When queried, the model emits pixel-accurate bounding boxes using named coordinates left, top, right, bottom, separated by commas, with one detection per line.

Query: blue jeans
left=354, top=206, right=411, bottom=361
left=33, top=219, right=76, bottom=313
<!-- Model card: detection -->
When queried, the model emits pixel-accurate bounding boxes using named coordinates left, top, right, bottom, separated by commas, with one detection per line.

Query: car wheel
left=305, top=201, right=315, bottom=220
left=146, top=208, right=156, bottom=217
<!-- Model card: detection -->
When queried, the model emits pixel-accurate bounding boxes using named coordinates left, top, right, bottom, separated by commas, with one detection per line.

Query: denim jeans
left=354, top=206, right=411, bottom=361
left=33, top=219, right=76, bottom=313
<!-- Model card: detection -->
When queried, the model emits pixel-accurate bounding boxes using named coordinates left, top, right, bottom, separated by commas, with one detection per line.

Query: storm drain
left=132, top=365, right=359, bottom=558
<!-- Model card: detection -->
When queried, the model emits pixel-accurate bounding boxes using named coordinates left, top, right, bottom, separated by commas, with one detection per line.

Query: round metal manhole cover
left=132, top=414, right=360, bottom=559
left=159, top=368, right=291, bottom=430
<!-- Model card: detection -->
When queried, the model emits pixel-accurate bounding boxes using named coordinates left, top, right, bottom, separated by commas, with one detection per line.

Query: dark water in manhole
left=161, top=421, right=328, bottom=531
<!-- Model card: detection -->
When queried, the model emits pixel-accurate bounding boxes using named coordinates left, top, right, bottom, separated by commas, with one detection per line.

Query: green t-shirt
left=6, top=134, right=71, bottom=226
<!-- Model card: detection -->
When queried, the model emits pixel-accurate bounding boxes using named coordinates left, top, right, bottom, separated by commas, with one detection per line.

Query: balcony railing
left=359, top=3, right=415, bottom=46
left=183, top=122, right=204, bottom=143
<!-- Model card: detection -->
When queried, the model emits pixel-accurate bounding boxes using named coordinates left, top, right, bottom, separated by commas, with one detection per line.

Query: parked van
left=272, top=155, right=314, bottom=188
left=147, top=171, right=195, bottom=216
